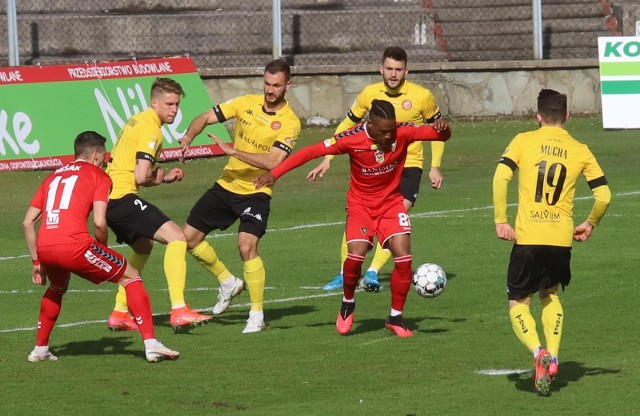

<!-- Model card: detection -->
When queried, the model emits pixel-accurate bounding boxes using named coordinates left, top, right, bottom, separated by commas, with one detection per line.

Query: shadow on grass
left=305, top=315, right=459, bottom=336
left=54, top=336, right=135, bottom=358
left=507, top=360, right=621, bottom=395
left=187, top=305, right=319, bottom=331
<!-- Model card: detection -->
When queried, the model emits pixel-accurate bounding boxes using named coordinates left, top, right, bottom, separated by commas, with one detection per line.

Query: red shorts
left=37, top=239, right=127, bottom=291
left=345, top=198, right=411, bottom=248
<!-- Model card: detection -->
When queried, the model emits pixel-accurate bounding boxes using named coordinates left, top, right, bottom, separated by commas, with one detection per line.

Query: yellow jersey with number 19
left=106, top=108, right=164, bottom=200
left=213, top=94, right=301, bottom=196
left=493, top=126, right=609, bottom=247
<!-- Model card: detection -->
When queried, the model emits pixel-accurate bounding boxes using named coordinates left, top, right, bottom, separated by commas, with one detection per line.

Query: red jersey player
left=22, top=131, right=178, bottom=363
left=251, top=99, right=451, bottom=336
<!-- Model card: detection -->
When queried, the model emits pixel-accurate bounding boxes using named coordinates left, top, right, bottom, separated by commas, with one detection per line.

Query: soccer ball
left=412, top=263, right=447, bottom=298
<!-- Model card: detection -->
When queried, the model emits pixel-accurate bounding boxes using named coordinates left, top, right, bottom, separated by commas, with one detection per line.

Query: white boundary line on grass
left=0, top=291, right=343, bottom=333
left=476, top=369, right=531, bottom=376
left=2, top=190, right=638, bottom=263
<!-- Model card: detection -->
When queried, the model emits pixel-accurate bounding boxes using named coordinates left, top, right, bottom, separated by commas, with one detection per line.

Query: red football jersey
left=272, top=122, right=450, bottom=207
left=30, top=160, right=112, bottom=247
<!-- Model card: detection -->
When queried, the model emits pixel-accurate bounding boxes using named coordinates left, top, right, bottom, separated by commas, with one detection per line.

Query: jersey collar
left=262, top=99, right=289, bottom=116
left=380, top=80, right=409, bottom=98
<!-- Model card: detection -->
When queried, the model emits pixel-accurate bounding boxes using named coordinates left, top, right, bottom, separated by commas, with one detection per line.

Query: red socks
left=342, top=253, right=365, bottom=299
left=390, top=255, right=412, bottom=312
left=35, top=287, right=63, bottom=346
left=123, top=278, right=155, bottom=340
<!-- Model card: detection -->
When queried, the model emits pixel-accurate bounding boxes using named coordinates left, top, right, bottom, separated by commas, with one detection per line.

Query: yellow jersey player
left=493, top=89, right=611, bottom=396
left=106, top=77, right=212, bottom=332
left=179, top=59, right=301, bottom=333
left=307, top=46, right=448, bottom=292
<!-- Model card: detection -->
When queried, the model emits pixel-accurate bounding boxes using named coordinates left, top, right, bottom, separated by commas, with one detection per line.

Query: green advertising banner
left=598, top=36, right=640, bottom=128
left=0, top=57, right=230, bottom=171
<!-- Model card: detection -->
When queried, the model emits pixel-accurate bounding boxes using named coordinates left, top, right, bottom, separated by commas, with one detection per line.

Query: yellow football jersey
left=493, top=126, right=609, bottom=246
left=107, top=108, right=163, bottom=199
left=214, top=95, right=301, bottom=195
left=335, top=80, right=443, bottom=168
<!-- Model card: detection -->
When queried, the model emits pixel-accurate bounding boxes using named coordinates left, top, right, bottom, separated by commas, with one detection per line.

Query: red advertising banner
left=0, top=57, right=230, bottom=171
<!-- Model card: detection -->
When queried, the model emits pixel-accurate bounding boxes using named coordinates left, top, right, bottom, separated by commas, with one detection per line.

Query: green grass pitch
left=0, top=117, right=638, bottom=415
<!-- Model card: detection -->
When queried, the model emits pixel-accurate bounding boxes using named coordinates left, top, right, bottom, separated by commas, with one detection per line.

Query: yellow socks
left=189, top=241, right=232, bottom=283
left=244, top=256, right=265, bottom=312
left=339, top=233, right=348, bottom=271
left=369, top=242, right=391, bottom=272
left=114, top=251, right=150, bottom=313
left=541, top=295, right=564, bottom=358
left=164, top=241, right=187, bottom=308
left=509, top=303, right=542, bottom=354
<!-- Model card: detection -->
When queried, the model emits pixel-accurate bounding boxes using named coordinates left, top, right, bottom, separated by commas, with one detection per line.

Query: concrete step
left=3, top=7, right=438, bottom=64
left=427, top=0, right=606, bottom=8
left=11, top=48, right=448, bottom=70
left=438, top=17, right=615, bottom=37
left=6, top=7, right=430, bottom=58
left=286, top=8, right=435, bottom=52
left=431, top=3, right=611, bottom=22
left=441, top=31, right=612, bottom=52
left=5, top=0, right=424, bottom=13
left=446, top=46, right=597, bottom=61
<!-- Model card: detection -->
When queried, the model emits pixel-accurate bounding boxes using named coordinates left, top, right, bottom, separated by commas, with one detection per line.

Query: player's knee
left=237, top=243, right=257, bottom=260
left=124, top=264, right=140, bottom=279
left=49, top=284, right=68, bottom=296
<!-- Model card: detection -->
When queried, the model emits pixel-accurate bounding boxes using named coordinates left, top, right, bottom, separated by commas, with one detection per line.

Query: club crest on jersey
left=360, top=227, right=368, bottom=235
left=374, top=149, right=385, bottom=163
left=271, top=121, right=281, bottom=130
left=402, top=99, right=412, bottom=110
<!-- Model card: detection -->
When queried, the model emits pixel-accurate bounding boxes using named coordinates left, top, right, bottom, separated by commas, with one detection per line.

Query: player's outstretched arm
left=254, top=173, right=277, bottom=189
left=306, top=156, right=332, bottom=181
left=430, top=119, right=449, bottom=132
left=179, top=109, right=219, bottom=160
left=207, top=132, right=287, bottom=170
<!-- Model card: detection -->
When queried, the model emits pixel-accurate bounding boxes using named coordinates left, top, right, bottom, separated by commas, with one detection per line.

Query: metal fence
left=1, top=0, right=621, bottom=70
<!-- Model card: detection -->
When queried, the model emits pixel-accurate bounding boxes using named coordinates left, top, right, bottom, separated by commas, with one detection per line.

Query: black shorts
left=400, top=167, right=423, bottom=204
left=107, top=194, right=171, bottom=245
left=506, top=244, right=572, bottom=300
left=186, top=183, right=271, bottom=238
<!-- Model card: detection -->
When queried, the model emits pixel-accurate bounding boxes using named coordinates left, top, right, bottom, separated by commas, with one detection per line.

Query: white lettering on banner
left=1, top=158, right=63, bottom=170
left=67, top=65, right=134, bottom=79
left=160, top=145, right=214, bottom=160
left=94, top=89, right=126, bottom=143
left=95, top=82, right=184, bottom=145
left=132, top=61, right=173, bottom=75
left=116, top=83, right=147, bottom=121
left=65, top=61, right=172, bottom=80
left=0, top=70, right=23, bottom=83
left=0, top=110, right=40, bottom=156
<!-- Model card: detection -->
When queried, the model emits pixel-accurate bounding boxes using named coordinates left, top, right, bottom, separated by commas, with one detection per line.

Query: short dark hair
left=382, top=46, right=408, bottom=64
left=151, top=77, right=185, bottom=99
left=537, top=89, right=567, bottom=124
left=74, top=131, right=107, bottom=158
left=369, top=99, right=396, bottom=120
left=265, top=58, right=292, bottom=81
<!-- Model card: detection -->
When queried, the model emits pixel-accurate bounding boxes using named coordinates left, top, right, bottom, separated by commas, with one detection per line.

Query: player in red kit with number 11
left=251, top=99, right=451, bottom=336
left=23, top=131, right=178, bottom=363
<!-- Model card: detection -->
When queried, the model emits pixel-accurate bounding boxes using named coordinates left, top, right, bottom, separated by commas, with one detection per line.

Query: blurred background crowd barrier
left=1, top=0, right=632, bottom=73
